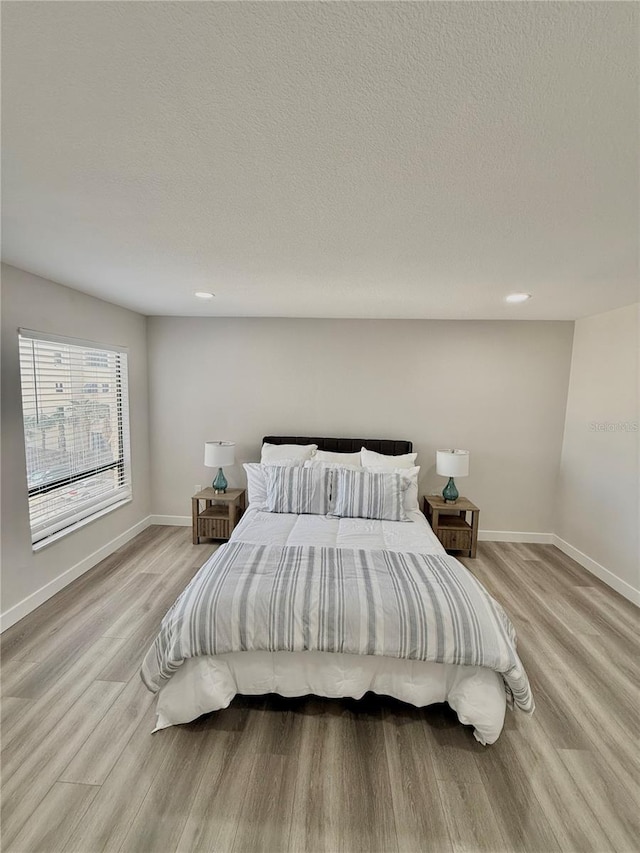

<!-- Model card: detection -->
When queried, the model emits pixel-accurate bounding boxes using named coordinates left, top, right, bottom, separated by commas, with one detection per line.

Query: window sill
left=32, top=497, right=133, bottom=552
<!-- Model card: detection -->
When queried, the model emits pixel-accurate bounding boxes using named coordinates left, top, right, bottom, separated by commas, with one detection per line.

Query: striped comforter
left=141, top=542, right=533, bottom=714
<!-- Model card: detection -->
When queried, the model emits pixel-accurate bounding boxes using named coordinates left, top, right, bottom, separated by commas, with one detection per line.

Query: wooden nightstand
left=423, top=495, right=479, bottom=558
left=191, top=488, right=246, bottom=544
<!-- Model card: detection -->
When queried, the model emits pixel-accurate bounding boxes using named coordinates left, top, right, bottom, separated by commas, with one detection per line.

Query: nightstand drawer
left=438, top=527, right=473, bottom=551
left=197, top=512, right=231, bottom=540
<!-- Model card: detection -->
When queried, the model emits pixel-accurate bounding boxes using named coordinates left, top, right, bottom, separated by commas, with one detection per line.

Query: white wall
left=0, top=264, right=151, bottom=623
left=148, top=317, right=574, bottom=535
left=556, top=303, right=639, bottom=602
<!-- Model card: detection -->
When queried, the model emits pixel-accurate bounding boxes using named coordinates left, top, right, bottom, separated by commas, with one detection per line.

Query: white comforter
left=152, top=507, right=507, bottom=743
left=230, top=506, right=446, bottom=552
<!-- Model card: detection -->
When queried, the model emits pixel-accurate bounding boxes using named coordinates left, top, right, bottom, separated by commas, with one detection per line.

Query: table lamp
left=204, top=441, right=235, bottom=493
left=436, top=449, right=469, bottom=503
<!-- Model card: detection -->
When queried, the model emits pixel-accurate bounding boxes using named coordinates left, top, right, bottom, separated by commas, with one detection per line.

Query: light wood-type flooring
left=1, top=526, right=638, bottom=852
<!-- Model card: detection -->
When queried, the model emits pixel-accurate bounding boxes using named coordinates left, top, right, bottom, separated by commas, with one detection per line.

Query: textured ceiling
left=2, top=2, right=638, bottom=319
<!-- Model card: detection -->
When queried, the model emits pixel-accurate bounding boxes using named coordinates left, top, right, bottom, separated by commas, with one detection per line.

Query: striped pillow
left=331, top=469, right=409, bottom=522
left=264, top=465, right=332, bottom=515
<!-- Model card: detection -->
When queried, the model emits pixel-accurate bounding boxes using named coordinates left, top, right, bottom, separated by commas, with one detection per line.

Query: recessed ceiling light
left=505, top=292, right=532, bottom=304
left=194, top=291, right=215, bottom=299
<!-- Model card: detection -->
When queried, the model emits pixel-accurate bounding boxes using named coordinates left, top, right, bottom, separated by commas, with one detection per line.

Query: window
left=18, top=330, right=132, bottom=546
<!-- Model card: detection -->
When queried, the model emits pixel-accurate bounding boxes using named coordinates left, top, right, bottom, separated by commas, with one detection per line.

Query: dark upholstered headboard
left=262, top=436, right=413, bottom=455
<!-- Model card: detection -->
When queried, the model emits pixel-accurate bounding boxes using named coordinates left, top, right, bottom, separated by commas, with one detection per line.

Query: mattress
left=152, top=506, right=507, bottom=744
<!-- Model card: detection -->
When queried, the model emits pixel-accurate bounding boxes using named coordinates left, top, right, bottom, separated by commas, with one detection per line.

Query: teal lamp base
left=212, top=467, right=228, bottom=494
left=442, top=476, right=459, bottom=503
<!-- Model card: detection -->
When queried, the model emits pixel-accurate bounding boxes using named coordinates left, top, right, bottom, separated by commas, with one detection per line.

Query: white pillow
left=361, top=447, right=417, bottom=469
left=304, top=459, right=361, bottom=471
left=365, top=465, right=420, bottom=512
left=244, top=460, right=304, bottom=508
left=314, top=449, right=362, bottom=466
left=244, top=463, right=268, bottom=508
left=261, top=442, right=318, bottom=462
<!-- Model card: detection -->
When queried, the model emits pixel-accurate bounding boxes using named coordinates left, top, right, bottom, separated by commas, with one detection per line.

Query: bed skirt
left=150, top=649, right=506, bottom=745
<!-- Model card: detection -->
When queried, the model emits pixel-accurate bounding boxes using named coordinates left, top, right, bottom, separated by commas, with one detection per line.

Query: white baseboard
left=149, top=515, right=191, bottom=527
left=478, top=530, right=554, bottom=544
left=552, top=536, right=640, bottom=606
left=0, top=515, right=153, bottom=633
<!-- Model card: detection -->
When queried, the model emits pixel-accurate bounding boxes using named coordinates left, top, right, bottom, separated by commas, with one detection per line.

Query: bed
left=141, top=436, right=533, bottom=744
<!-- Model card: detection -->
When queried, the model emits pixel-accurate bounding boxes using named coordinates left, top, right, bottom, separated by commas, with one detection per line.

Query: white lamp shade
left=436, top=449, right=470, bottom=478
left=204, top=441, right=235, bottom=468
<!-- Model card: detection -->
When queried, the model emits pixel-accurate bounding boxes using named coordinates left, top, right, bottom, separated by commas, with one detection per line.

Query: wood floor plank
left=0, top=658, right=40, bottom=693
left=572, top=585, right=639, bottom=647
left=473, top=725, right=561, bottom=852
left=588, top=632, right=640, bottom=685
left=97, top=614, right=177, bottom=684
left=4, top=782, right=99, bottom=853
left=569, top=628, right=639, bottom=708
left=515, top=646, right=591, bottom=750
left=1, top=680, right=124, bottom=848
left=0, top=695, right=30, bottom=722
left=287, top=700, right=345, bottom=853
left=231, top=754, right=298, bottom=853
left=505, top=719, right=615, bottom=853
left=534, top=544, right=617, bottom=593
left=175, top=729, right=253, bottom=853
left=460, top=547, right=537, bottom=627
left=59, top=676, right=154, bottom=785
left=63, top=705, right=178, bottom=853
left=530, top=578, right=603, bottom=637
left=421, top=703, right=485, bottom=784
left=101, top=562, right=200, bottom=641
left=557, top=748, right=640, bottom=853
left=437, top=781, right=508, bottom=853
left=382, top=702, right=453, bottom=852
left=1, top=636, right=127, bottom=778
left=135, top=527, right=215, bottom=577
left=115, top=718, right=215, bottom=853
left=332, top=699, right=399, bottom=853
left=501, top=541, right=542, bottom=562
left=129, top=527, right=194, bottom=577
left=240, top=693, right=306, bottom=757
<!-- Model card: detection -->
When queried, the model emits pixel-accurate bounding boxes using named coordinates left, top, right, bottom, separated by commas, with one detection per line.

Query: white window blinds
left=18, top=330, right=132, bottom=545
